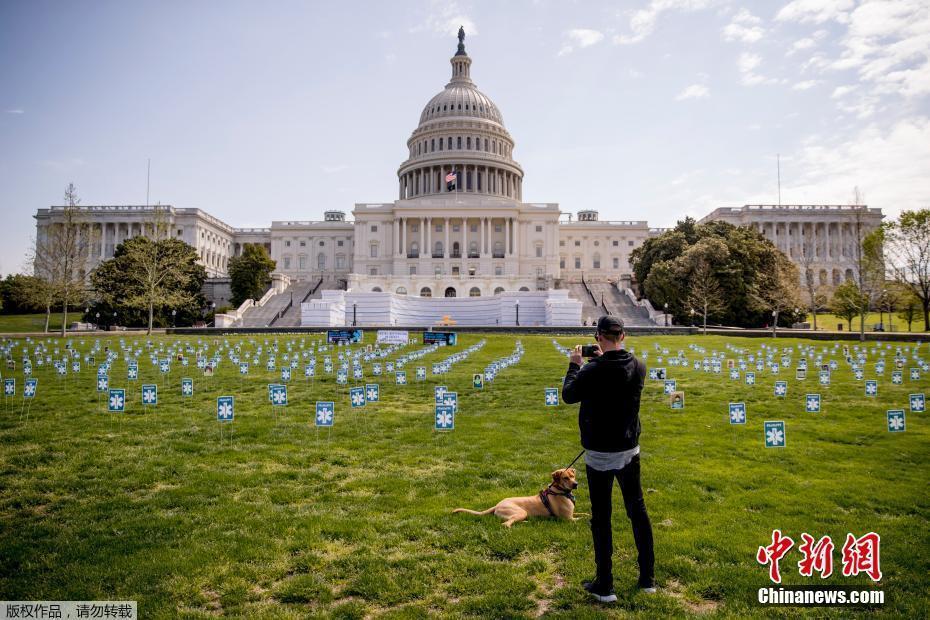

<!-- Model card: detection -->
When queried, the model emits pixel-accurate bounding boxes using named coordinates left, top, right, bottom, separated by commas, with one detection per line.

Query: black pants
left=586, top=455, right=655, bottom=585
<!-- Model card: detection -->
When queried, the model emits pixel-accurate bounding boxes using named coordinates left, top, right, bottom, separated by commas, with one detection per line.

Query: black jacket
left=561, top=349, right=646, bottom=452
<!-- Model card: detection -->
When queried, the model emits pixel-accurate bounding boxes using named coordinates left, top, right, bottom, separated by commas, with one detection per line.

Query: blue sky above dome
left=0, top=0, right=928, bottom=274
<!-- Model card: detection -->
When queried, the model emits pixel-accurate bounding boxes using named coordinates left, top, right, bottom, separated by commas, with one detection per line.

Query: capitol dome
left=397, top=28, right=524, bottom=202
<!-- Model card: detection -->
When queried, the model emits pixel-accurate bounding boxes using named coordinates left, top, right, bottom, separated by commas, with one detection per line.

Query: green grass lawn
left=0, top=312, right=78, bottom=333
left=806, top=312, right=928, bottom=333
left=0, top=333, right=927, bottom=618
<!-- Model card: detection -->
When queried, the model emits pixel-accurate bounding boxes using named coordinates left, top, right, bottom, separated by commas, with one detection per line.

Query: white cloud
left=723, top=8, right=765, bottom=43
left=613, top=0, right=715, bottom=45
left=676, top=84, right=710, bottom=100
left=738, top=52, right=779, bottom=85
left=411, top=0, right=477, bottom=38
left=832, top=84, right=857, bottom=98
left=5, top=109, right=24, bottom=114
left=558, top=28, right=605, bottom=56
left=792, top=79, right=820, bottom=90
left=783, top=117, right=930, bottom=216
left=776, top=0, right=855, bottom=25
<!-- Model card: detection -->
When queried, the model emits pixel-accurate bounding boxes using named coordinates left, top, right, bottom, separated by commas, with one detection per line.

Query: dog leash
left=565, top=449, right=585, bottom=470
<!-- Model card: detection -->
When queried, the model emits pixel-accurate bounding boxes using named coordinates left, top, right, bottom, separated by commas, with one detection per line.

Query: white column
left=420, top=217, right=425, bottom=256
left=445, top=218, right=450, bottom=259
left=480, top=216, right=485, bottom=257
left=505, top=218, right=511, bottom=255
left=426, top=217, right=432, bottom=257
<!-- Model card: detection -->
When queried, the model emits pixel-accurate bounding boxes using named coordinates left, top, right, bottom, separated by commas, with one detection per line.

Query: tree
left=31, top=183, right=96, bottom=335
left=831, top=280, right=866, bottom=331
left=228, top=244, right=276, bottom=307
left=632, top=219, right=800, bottom=328
left=749, top=249, right=801, bottom=337
left=89, top=230, right=207, bottom=334
left=883, top=208, right=930, bottom=331
left=0, top=274, right=47, bottom=314
left=797, top=222, right=826, bottom=330
left=678, top=238, right=727, bottom=334
left=897, top=288, right=921, bottom=331
left=848, top=187, right=885, bottom=340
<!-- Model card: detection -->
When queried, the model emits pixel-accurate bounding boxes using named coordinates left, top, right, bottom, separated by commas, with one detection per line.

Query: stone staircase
left=586, top=281, right=656, bottom=327
left=565, top=282, right=602, bottom=325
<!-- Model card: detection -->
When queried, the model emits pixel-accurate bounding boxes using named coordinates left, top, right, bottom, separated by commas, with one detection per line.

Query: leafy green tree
left=631, top=218, right=801, bottom=328
left=897, top=289, right=921, bottom=331
left=0, top=274, right=45, bottom=314
left=89, top=236, right=207, bottom=333
left=883, top=208, right=930, bottom=330
left=228, top=244, right=276, bottom=307
left=831, top=280, right=867, bottom=331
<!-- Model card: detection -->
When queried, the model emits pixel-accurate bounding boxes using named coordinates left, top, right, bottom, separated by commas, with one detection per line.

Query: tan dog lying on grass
left=453, top=468, right=588, bottom=527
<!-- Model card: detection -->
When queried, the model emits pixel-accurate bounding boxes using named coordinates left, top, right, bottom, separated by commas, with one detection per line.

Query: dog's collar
left=539, top=483, right=576, bottom=517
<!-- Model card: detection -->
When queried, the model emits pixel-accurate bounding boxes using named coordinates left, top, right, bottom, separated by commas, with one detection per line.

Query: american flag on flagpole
left=446, top=170, right=457, bottom=191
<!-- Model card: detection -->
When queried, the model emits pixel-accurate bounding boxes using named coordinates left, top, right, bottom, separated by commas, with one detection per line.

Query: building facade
left=33, top=34, right=882, bottom=306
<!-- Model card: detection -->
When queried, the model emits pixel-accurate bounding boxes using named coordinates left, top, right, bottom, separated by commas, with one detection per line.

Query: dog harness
left=539, top=484, right=576, bottom=517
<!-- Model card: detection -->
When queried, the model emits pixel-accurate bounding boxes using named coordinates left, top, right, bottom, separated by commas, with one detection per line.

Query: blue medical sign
left=315, top=401, right=335, bottom=427
left=435, top=404, right=454, bottom=430
left=217, top=396, right=234, bottom=421
left=108, top=388, right=125, bottom=412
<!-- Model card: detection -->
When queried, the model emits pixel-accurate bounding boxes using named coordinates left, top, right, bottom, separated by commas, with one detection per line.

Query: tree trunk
left=924, top=300, right=930, bottom=331
left=60, top=302, right=68, bottom=337
left=702, top=308, right=707, bottom=335
left=148, top=302, right=154, bottom=335
left=812, top=309, right=817, bottom=331
left=859, top=309, right=866, bottom=341
left=44, top=305, right=51, bottom=333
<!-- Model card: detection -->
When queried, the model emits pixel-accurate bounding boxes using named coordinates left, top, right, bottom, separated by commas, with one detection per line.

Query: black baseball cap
left=596, top=315, right=624, bottom=335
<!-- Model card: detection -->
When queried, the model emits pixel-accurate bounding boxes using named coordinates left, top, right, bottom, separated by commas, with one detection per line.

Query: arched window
left=494, top=286, right=505, bottom=295
left=445, top=287, right=457, bottom=297
left=519, top=286, right=530, bottom=292
left=396, top=287, right=407, bottom=295
left=493, top=241, right=503, bottom=257
left=447, top=137, right=452, bottom=149
left=469, top=287, right=481, bottom=297
left=832, top=269, right=841, bottom=286
left=372, top=287, right=382, bottom=292
left=819, top=269, right=828, bottom=286
left=420, top=287, right=432, bottom=297
left=845, top=268, right=854, bottom=281
left=457, top=136, right=462, bottom=149
left=452, top=241, right=460, bottom=257
left=469, top=241, right=478, bottom=256
left=317, top=253, right=326, bottom=270
left=466, top=136, right=471, bottom=149
left=410, top=241, right=419, bottom=257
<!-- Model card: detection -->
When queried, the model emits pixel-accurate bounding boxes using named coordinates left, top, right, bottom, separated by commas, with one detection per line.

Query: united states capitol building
left=33, top=31, right=882, bottom=327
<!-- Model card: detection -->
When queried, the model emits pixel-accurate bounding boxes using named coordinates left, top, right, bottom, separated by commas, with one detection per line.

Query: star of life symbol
left=109, top=391, right=124, bottom=411
left=766, top=426, right=785, bottom=446
left=366, top=385, right=379, bottom=401
left=24, top=382, right=36, bottom=397
left=774, top=382, right=787, bottom=396
left=910, top=394, right=925, bottom=412
left=128, top=367, right=138, bottom=379
left=865, top=381, right=877, bottom=395
left=887, top=410, right=905, bottom=432
left=97, top=378, right=108, bottom=391
left=143, top=387, right=156, bottom=403
left=545, top=389, right=558, bottom=405
left=218, top=399, right=233, bottom=420
left=436, top=408, right=454, bottom=429
left=351, top=389, right=365, bottom=407
left=316, top=404, right=333, bottom=425
left=182, top=381, right=193, bottom=395
left=729, top=403, right=746, bottom=423
left=806, top=395, right=820, bottom=412
left=272, top=388, right=287, bottom=405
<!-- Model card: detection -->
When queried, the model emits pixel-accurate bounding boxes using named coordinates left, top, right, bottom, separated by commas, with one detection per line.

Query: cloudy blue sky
left=1, top=0, right=928, bottom=275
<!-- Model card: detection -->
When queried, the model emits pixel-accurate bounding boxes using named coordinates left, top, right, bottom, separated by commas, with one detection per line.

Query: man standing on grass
left=562, top=315, right=656, bottom=602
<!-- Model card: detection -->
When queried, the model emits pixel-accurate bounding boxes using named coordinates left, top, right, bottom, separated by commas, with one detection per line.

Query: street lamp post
left=171, top=309, right=177, bottom=328
left=95, top=312, right=100, bottom=330
left=772, top=310, right=778, bottom=338
left=690, top=308, right=695, bottom=328
left=352, top=302, right=357, bottom=327
left=664, top=303, right=669, bottom=327
left=515, top=300, right=520, bottom=327
left=880, top=289, right=886, bottom=330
